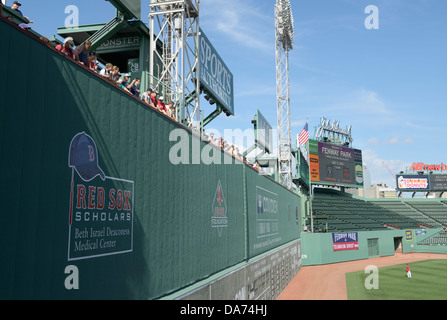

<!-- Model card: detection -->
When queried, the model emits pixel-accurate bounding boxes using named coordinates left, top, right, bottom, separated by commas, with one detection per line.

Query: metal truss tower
left=275, top=0, right=294, bottom=190
left=149, top=0, right=201, bottom=127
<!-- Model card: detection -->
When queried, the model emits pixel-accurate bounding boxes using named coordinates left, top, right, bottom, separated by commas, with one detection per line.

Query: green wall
left=302, top=230, right=405, bottom=266
left=0, top=19, right=301, bottom=300
left=301, top=228, right=445, bottom=266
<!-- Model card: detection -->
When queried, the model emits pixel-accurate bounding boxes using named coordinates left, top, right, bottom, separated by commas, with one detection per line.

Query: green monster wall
left=0, top=18, right=302, bottom=299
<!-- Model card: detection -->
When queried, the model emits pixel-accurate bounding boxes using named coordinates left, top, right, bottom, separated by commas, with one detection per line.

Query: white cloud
left=291, top=120, right=306, bottom=128
left=200, top=0, right=273, bottom=52
left=362, top=149, right=412, bottom=187
left=384, top=137, right=414, bottom=145
left=367, top=136, right=414, bottom=146
left=324, top=89, right=390, bottom=116
left=367, top=138, right=379, bottom=146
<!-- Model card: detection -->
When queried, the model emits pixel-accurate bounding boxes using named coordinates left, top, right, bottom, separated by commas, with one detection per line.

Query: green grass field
left=346, top=260, right=447, bottom=300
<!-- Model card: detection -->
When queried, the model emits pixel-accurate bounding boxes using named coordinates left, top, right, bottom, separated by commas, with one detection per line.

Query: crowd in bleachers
left=1, top=1, right=180, bottom=122
left=1, top=1, right=268, bottom=173
left=200, top=131, right=244, bottom=163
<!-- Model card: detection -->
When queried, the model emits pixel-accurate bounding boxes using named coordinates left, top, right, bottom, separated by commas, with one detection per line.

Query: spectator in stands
left=55, top=37, right=75, bottom=59
left=120, top=73, right=132, bottom=93
left=129, top=78, right=141, bottom=98
left=110, top=66, right=120, bottom=83
left=18, top=22, right=30, bottom=30
left=219, top=137, right=224, bottom=150
left=141, top=88, right=153, bottom=105
left=150, top=90, right=159, bottom=109
left=208, top=132, right=215, bottom=144
left=100, top=63, right=113, bottom=79
left=158, top=96, right=167, bottom=115
left=224, top=141, right=230, bottom=152
left=87, top=52, right=98, bottom=71
left=75, top=40, right=92, bottom=66
left=235, top=147, right=242, bottom=161
left=11, top=1, right=33, bottom=23
left=229, top=144, right=235, bottom=157
left=167, top=101, right=176, bottom=121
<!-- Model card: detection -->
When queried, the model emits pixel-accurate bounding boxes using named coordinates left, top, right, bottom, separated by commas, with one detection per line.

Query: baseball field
left=346, top=259, right=447, bottom=300
left=278, top=253, right=447, bottom=300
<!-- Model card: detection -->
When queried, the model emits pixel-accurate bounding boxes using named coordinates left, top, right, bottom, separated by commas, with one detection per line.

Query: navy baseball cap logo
left=69, top=132, right=105, bottom=181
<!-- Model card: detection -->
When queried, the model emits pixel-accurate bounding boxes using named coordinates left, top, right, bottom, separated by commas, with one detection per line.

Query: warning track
left=277, top=252, right=447, bottom=300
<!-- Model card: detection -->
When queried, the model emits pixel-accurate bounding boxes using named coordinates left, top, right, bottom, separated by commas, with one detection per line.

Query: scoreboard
left=309, top=139, right=363, bottom=188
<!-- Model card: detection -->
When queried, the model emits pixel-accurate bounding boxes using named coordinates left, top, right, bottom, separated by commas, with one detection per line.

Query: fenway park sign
left=410, top=162, right=447, bottom=172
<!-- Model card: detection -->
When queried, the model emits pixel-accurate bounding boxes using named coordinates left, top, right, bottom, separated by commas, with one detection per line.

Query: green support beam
left=87, top=14, right=128, bottom=51
left=202, top=105, right=223, bottom=128
left=106, top=0, right=140, bottom=20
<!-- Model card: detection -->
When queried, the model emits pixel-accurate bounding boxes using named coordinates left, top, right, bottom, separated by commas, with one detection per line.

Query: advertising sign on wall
left=256, top=186, right=279, bottom=240
left=405, top=229, right=413, bottom=241
left=68, top=132, right=134, bottom=261
left=396, top=174, right=430, bottom=191
left=332, top=232, right=359, bottom=251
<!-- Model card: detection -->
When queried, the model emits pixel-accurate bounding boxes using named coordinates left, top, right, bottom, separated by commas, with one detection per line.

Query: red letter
left=124, top=191, right=131, bottom=211
left=108, top=188, right=116, bottom=210
left=76, top=185, right=86, bottom=209
left=117, top=190, right=123, bottom=210
left=97, top=187, right=105, bottom=210
left=88, top=186, right=96, bottom=209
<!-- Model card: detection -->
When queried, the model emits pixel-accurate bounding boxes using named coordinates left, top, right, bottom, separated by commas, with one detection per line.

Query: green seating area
left=418, top=230, right=447, bottom=246
left=311, top=188, right=420, bottom=232
left=311, top=188, right=447, bottom=246
left=405, top=201, right=447, bottom=226
left=368, top=200, right=442, bottom=228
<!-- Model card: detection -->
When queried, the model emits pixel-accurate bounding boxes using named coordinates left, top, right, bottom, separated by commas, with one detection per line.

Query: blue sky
left=13, top=0, right=447, bottom=189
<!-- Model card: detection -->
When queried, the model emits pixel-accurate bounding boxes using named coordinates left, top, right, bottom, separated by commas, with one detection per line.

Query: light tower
left=149, top=0, right=201, bottom=127
left=275, top=0, right=294, bottom=189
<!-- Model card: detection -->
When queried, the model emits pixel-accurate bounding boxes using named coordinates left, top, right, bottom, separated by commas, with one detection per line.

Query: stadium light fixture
left=276, top=0, right=294, bottom=51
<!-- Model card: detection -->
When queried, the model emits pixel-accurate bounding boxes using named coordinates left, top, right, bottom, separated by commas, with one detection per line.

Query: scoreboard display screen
left=309, top=139, right=363, bottom=188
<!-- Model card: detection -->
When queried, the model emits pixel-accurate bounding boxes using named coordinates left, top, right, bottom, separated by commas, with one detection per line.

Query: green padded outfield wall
left=0, top=19, right=301, bottom=299
left=300, top=228, right=443, bottom=266
left=245, top=168, right=302, bottom=257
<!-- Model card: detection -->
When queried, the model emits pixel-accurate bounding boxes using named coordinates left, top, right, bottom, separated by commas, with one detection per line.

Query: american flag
left=298, top=122, right=309, bottom=146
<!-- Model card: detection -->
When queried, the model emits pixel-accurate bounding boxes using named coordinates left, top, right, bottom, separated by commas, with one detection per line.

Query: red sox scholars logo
left=67, top=132, right=134, bottom=261
left=211, top=180, right=227, bottom=237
